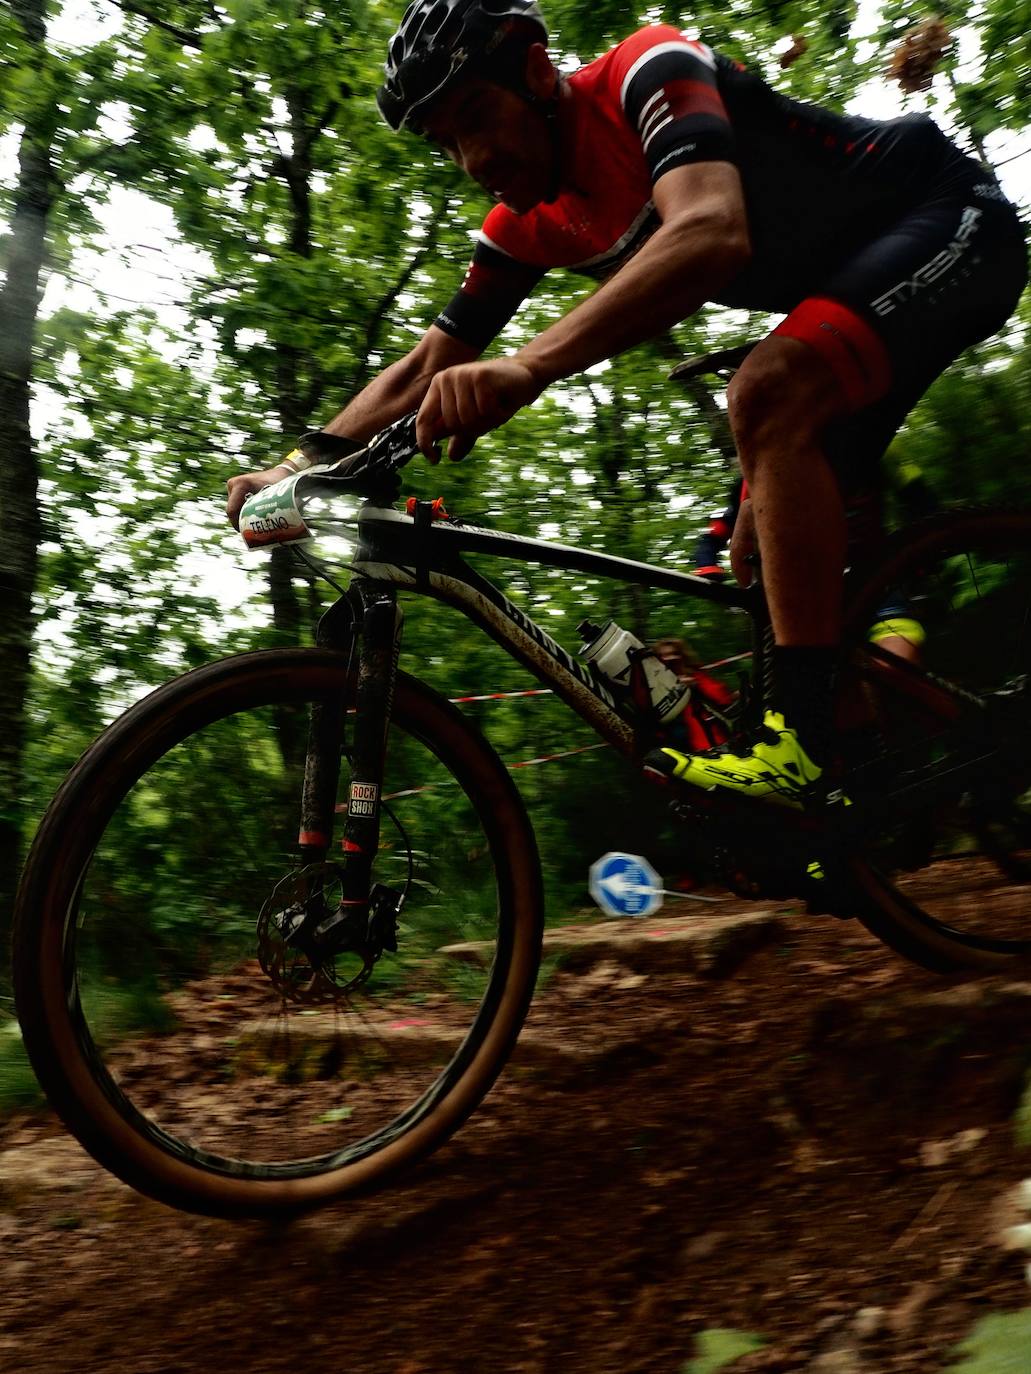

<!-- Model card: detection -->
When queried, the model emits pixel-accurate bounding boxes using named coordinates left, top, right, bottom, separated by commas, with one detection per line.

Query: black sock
left=771, top=645, right=838, bottom=766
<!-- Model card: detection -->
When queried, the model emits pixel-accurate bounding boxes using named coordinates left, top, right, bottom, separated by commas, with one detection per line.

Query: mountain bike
left=13, top=407, right=1031, bottom=1218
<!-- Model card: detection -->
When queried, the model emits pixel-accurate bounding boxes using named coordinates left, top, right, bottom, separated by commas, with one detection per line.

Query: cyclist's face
left=423, top=65, right=557, bottom=214
left=658, top=655, right=687, bottom=678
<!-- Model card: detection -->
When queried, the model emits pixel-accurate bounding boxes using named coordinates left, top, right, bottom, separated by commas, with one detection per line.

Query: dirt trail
left=2, top=901, right=1030, bottom=1374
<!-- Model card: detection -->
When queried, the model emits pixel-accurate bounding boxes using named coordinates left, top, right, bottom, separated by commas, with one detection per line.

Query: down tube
left=422, top=562, right=637, bottom=755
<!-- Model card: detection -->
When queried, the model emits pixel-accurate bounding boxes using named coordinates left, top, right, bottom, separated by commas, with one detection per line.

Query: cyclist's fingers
left=437, top=379, right=467, bottom=442
left=447, top=432, right=478, bottom=462
left=471, top=371, right=508, bottom=430
left=422, top=363, right=517, bottom=464
left=416, top=382, right=446, bottom=464
left=457, top=368, right=501, bottom=434
left=225, top=475, right=258, bottom=529
left=456, top=375, right=510, bottom=459
left=441, top=373, right=491, bottom=459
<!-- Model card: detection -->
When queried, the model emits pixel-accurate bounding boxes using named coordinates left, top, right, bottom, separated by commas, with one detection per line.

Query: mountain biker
left=225, top=0, right=1027, bottom=810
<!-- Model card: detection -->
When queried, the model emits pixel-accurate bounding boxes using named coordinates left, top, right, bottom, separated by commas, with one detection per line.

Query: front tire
left=13, top=649, right=543, bottom=1216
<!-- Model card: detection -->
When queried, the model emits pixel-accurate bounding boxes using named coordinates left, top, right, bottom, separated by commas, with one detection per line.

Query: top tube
left=355, top=505, right=755, bottom=610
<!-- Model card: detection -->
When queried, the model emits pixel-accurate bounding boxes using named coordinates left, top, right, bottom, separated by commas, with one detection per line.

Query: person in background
left=652, top=636, right=735, bottom=750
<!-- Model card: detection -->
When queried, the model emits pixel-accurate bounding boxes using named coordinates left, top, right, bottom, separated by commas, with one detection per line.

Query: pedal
left=664, top=787, right=859, bottom=914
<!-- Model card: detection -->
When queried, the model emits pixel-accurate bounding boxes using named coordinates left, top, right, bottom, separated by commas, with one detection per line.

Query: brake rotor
left=256, top=862, right=376, bottom=1004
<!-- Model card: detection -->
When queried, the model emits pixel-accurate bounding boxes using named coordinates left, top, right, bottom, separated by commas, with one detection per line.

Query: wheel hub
left=256, top=862, right=400, bottom=1004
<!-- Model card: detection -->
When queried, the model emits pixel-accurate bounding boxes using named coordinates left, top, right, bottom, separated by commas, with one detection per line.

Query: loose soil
left=2, top=897, right=1030, bottom=1374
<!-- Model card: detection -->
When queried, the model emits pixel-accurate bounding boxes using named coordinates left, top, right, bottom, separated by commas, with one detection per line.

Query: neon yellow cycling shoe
left=643, top=710, right=824, bottom=809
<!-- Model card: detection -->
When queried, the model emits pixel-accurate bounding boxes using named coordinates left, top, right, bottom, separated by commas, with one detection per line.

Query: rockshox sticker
left=348, top=781, right=379, bottom=817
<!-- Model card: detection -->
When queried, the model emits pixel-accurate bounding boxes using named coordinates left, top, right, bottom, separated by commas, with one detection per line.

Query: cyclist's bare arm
left=226, top=325, right=480, bottom=527
left=512, top=162, right=750, bottom=387
left=321, top=325, right=481, bottom=443
left=416, top=162, right=750, bottom=459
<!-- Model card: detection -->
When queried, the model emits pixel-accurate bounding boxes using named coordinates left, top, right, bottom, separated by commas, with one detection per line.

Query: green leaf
left=316, top=1106, right=353, bottom=1123
left=682, top=1328, right=767, bottom=1373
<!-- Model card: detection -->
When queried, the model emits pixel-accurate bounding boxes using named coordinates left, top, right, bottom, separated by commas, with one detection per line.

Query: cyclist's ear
left=524, top=43, right=557, bottom=99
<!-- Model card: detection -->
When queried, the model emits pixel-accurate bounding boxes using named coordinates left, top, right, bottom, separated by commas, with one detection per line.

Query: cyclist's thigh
left=843, top=184, right=1028, bottom=366
left=780, top=182, right=1027, bottom=493
left=783, top=185, right=1024, bottom=402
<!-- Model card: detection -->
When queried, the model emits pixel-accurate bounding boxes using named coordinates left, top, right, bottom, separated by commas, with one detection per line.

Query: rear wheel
left=840, top=510, right=1031, bottom=971
left=13, top=649, right=543, bottom=1216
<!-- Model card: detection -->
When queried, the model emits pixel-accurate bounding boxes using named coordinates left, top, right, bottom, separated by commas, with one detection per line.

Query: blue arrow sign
left=588, top=851, right=663, bottom=918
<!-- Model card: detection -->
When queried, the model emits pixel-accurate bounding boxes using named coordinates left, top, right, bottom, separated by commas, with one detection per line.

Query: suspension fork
left=298, top=581, right=403, bottom=916
left=339, top=583, right=403, bottom=912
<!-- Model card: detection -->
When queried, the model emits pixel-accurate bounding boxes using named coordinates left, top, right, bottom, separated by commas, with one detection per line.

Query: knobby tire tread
left=841, top=507, right=1031, bottom=973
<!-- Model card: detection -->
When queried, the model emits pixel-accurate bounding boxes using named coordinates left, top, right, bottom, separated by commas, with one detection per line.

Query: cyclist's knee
left=728, top=338, right=845, bottom=456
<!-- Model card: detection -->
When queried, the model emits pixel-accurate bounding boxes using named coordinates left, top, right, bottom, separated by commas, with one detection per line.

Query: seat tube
left=338, top=584, right=404, bottom=908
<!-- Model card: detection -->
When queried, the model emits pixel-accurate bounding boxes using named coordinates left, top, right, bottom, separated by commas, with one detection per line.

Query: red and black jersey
left=436, top=25, right=734, bottom=348
left=435, top=23, right=979, bottom=350
left=692, top=478, right=746, bottom=574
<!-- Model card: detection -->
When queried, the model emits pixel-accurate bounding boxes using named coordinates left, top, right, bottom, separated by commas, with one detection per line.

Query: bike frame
left=297, top=497, right=769, bottom=905
left=350, top=500, right=762, bottom=748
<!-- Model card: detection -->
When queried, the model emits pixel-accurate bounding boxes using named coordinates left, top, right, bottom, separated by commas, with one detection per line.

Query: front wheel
left=840, top=509, right=1031, bottom=971
left=13, top=649, right=543, bottom=1216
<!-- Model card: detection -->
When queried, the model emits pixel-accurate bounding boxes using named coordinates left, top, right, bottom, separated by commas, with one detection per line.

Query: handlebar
left=238, top=412, right=421, bottom=549
left=299, top=411, right=420, bottom=500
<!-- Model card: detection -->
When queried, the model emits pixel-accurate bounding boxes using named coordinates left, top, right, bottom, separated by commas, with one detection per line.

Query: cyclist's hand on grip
left=416, top=359, right=542, bottom=464
left=226, top=464, right=293, bottom=530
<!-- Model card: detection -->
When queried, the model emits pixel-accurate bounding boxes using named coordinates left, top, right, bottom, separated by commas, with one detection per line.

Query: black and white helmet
left=377, top=0, right=548, bottom=133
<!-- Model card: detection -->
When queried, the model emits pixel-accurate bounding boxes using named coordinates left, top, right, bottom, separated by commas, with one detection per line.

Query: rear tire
left=13, top=648, right=543, bottom=1216
left=840, top=509, right=1031, bottom=971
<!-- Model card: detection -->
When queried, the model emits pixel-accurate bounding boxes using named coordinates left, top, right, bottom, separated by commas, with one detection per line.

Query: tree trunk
left=262, top=85, right=321, bottom=652
left=0, top=0, right=52, bottom=962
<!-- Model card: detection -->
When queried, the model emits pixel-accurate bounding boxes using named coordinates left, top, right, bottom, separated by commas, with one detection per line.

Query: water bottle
left=577, top=620, right=691, bottom=724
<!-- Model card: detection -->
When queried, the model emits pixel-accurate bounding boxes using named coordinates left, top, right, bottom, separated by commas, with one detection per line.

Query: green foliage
left=0, top=1015, right=41, bottom=1112
left=945, top=1308, right=1031, bottom=1372
left=968, top=0, right=1031, bottom=136
left=682, top=1327, right=767, bottom=1373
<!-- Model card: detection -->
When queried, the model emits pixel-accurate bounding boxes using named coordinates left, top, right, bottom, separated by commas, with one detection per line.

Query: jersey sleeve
left=434, top=224, right=545, bottom=352
left=612, top=25, right=736, bottom=185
